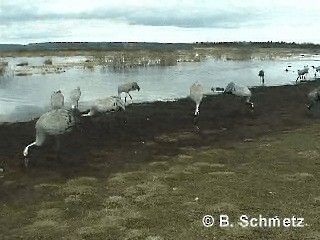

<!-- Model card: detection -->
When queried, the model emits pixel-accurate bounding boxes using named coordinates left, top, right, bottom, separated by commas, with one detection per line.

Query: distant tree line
left=193, top=41, right=320, bottom=49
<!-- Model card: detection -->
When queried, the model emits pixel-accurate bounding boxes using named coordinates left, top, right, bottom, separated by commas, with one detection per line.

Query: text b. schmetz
left=202, top=214, right=305, bottom=228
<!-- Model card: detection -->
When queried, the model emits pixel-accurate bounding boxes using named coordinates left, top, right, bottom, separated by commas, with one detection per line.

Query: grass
left=16, top=61, right=28, bottom=66
left=0, top=46, right=316, bottom=78
left=1, top=124, right=320, bottom=239
left=44, top=58, right=53, bottom=65
left=0, top=46, right=316, bottom=60
left=0, top=61, right=9, bottom=76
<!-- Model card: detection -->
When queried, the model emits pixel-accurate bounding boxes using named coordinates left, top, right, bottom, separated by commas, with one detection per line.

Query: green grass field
left=1, top=123, right=320, bottom=240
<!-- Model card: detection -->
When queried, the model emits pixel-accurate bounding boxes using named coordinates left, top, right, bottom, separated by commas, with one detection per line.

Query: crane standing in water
left=118, top=82, right=140, bottom=103
left=258, top=69, right=265, bottom=85
left=70, top=86, right=81, bottom=108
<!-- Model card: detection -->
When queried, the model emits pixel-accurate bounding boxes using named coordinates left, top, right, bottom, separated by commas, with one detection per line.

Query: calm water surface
left=0, top=55, right=319, bottom=122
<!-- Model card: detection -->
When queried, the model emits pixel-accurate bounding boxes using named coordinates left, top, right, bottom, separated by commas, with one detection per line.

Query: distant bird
left=307, top=87, right=320, bottom=110
left=82, top=96, right=125, bottom=117
left=23, top=106, right=81, bottom=163
left=211, top=87, right=225, bottom=92
left=312, top=66, right=320, bottom=77
left=51, top=90, right=64, bottom=109
left=312, top=66, right=320, bottom=72
left=118, top=82, right=140, bottom=102
left=258, top=69, right=265, bottom=85
left=190, top=81, right=204, bottom=116
left=223, top=82, right=254, bottom=109
left=297, top=69, right=306, bottom=80
left=296, top=68, right=309, bottom=82
left=70, top=86, right=81, bottom=108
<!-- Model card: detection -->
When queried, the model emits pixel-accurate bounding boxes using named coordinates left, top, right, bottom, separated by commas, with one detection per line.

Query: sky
left=0, top=0, right=319, bottom=44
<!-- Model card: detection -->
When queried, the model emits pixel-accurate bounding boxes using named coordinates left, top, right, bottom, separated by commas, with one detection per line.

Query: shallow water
left=0, top=54, right=320, bottom=122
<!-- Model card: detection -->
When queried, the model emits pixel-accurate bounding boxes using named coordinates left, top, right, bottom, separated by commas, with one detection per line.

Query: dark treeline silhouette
left=193, top=41, right=320, bottom=49
left=0, top=41, right=319, bottom=53
left=0, top=42, right=193, bottom=52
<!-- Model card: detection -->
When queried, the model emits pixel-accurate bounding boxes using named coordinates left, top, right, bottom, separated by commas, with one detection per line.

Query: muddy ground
left=1, top=81, right=320, bottom=239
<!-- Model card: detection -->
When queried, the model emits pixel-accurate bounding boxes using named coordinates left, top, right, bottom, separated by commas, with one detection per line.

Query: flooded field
left=1, top=51, right=320, bottom=122
left=1, top=48, right=320, bottom=239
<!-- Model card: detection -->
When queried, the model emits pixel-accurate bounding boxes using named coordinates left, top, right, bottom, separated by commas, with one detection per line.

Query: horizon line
left=1, top=41, right=320, bottom=46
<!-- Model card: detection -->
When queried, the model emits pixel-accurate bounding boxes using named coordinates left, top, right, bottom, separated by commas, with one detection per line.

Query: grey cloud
left=126, top=10, right=262, bottom=28
left=0, top=3, right=266, bottom=29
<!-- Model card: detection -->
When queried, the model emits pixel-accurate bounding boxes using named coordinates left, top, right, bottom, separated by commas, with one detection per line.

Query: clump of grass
left=124, top=229, right=146, bottom=239
left=57, top=177, right=99, bottom=205
left=15, top=72, right=32, bottom=76
left=283, top=172, right=314, bottom=181
left=0, top=62, right=9, bottom=76
left=155, top=131, right=198, bottom=143
left=23, top=219, right=68, bottom=239
left=104, top=195, right=128, bottom=209
left=0, top=66, right=5, bottom=76
left=84, top=63, right=95, bottom=70
left=36, top=208, right=63, bottom=220
left=77, top=226, right=106, bottom=238
left=44, top=58, right=53, bottom=65
left=146, top=236, right=165, bottom=240
left=16, top=61, right=28, bottom=66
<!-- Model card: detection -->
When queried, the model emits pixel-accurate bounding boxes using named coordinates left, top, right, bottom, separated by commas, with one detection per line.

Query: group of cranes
left=190, top=81, right=253, bottom=118
left=50, top=87, right=81, bottom=109
left=23, top=66, right=320, bottom=164
left=190, top=67, right=320, bottom=121
left=189, top=69, right=260, bottom=118
left=23, top=71, right=258, bottom=163
left=23, top=82, right=140, bottom=164
left=23, top=87, right=82, bottom=163
left=295, top=65, right=320, bottom=81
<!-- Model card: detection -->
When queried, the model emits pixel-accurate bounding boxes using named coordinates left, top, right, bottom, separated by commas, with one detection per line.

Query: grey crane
left=51, top=90, right=64, bottom=109
left=307, top=87, right=320, bottom=110
left=258, top=69, right=265, bottom=85
left=82, top=96, right=125, bottom=117
left=70, top=86, right=81, bottom=108
left=118, top=82, right=140, bottom=103
left=296, top=66, right=309, bottom=82
left=312, top=66, right=320, bottom=77
left=23, top=106, right=81, bottom=164
left=224, top=82, right=254, bottom=109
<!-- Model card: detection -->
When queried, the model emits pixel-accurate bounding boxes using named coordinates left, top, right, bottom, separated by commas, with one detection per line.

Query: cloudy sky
left=0, top=0, right=319, bottom=44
